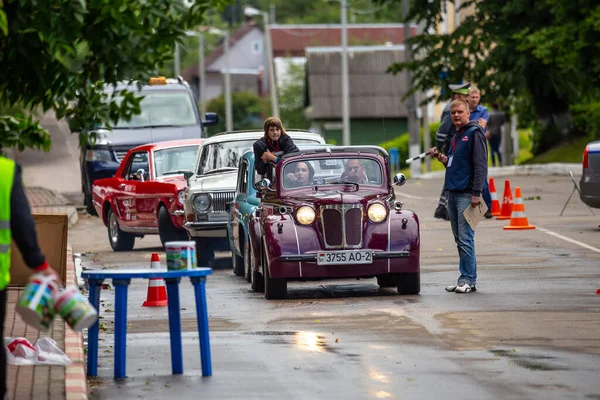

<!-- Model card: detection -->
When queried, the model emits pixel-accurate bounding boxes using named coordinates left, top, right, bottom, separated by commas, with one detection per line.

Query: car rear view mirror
left=393, top=173, right=406, bottom=186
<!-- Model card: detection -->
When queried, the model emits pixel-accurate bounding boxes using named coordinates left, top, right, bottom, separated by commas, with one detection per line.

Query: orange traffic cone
left=503, top=187, right=536, bottom=230
left=142, top=253, right=168, bottom=307
left=489, top=177, right=501, bottom=217
left=496, top=180, right=513, bottom=220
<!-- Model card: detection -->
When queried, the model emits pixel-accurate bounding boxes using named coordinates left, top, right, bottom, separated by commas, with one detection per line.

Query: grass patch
left=521, top=136, right=588, bottom=164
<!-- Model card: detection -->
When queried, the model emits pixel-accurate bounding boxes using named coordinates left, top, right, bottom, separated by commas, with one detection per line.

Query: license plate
left=316, top=250, right=373, bottom=265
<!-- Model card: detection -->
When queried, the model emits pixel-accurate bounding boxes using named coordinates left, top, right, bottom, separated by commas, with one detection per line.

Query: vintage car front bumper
left=271, top=250, right=417, bottom=280
left=278, top=251, right=409, bottom=262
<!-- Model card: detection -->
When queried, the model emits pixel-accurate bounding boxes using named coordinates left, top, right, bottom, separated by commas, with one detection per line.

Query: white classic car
left=183, top=129, right=325, bottom=266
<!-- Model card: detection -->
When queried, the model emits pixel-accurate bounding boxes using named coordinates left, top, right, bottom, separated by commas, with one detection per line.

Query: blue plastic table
left=80, top=268, right=213, bottom=380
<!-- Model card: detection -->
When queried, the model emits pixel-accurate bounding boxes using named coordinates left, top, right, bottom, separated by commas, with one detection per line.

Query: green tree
left=205, top=91, right=268, bottom=136
left=0, top=0, right=230, bottom=152
left=278, top=61, right=310, bottom=130
left=386, top=0, right=600, bottom=154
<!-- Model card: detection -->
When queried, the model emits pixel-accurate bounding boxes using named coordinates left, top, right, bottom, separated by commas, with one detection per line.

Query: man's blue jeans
left=447, top=192, right=477, bottom=286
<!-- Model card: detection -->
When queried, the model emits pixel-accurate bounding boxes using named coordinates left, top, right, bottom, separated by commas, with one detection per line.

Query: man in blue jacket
left=429, top=100, right=487, bottom=293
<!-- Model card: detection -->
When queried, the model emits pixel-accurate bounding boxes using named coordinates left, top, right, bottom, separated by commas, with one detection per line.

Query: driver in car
left=285, top=161, right=314, bottom=188
left=340, top=159, right=368, bottom=184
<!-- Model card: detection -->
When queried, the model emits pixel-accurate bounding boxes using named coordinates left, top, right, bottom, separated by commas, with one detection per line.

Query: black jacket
left=10, top=164, right=45, bottom=269
left=253, top=135, right=299, bottom=175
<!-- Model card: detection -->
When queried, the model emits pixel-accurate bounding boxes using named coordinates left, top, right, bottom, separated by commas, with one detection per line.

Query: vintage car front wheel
left=158, top=206, right=188, bottom=248
left=397, top=272, right=420, bottom=295
left=107, top=208, right=135, bottom=252
left=262, top=242, right=287, bottom=300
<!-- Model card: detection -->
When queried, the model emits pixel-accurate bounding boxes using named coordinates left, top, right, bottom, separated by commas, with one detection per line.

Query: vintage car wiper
left=202, top=167, right=238, bottom=175
left=160, top=170, right=190, bottom=176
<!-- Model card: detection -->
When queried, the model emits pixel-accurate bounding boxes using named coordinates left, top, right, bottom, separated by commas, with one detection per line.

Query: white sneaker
left=445, top=285, right=457, bottom=292
left=455, top=282, right=472, bottom=293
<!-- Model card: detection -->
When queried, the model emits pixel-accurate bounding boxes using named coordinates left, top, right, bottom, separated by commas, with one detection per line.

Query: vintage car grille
left=211, top=192, right=235, bottom=212
left=321, top=204, right=363, bottom=249
left=114, top=151, right=128, bottom=163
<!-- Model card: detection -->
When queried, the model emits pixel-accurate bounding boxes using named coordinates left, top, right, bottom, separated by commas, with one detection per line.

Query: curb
left=414, top=162, right=582, bottom=180
left=64, top=245, right=88, bottom=400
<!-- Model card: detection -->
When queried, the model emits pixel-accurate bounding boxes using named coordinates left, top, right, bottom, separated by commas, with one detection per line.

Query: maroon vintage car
left=247, top=146, right=420, bottom=299
left=92, top=139, right=203, bottom=251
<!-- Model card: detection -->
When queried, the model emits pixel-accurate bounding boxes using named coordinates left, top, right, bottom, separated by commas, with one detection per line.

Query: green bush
left=379, top=122, right=440, bottom=169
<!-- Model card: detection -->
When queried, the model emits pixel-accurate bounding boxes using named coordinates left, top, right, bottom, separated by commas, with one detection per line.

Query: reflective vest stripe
left=0, top=157, right=15, bottom=290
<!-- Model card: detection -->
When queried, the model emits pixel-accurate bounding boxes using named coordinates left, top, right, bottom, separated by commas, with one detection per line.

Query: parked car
left=247, top=145, right=420, bottom=299
left=79, top=76, right=218, bottom=215
left=184, top=130, right=326, bottom=266
left=92, top=139, right=203, bottom=251
left=580, top=140, right=600, bottom=208
left=227, top=144, right=332, bottom=281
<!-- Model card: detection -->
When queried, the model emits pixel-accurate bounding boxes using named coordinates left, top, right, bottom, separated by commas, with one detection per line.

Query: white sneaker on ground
left=445, top=285, right=457, bottom=292
left=455, top=282, right=472, bottom=293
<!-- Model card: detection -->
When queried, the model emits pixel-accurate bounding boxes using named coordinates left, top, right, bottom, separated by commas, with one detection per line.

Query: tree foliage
left=0, top=0, right=230, bottom=152
left=387, top=0, right=600, bottom=153
left=204, top=91, right=268, bottom=136
left=278, top=61, right=310, bottom=130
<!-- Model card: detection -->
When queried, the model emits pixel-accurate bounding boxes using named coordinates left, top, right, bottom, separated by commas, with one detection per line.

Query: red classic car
left=247, top=146, right=420, bottom=299
left=92, top=139, right=203, bottom=251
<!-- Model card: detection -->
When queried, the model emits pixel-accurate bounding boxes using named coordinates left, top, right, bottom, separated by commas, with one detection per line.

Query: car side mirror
left=183, top=171, right=194, bottom=182
left=256, top=178, right=271, bottom=191
left=135, top=168, right=146, bottom=182
left=202, top=112, right=219, bottom=126
left=393, top=173, right=406, bottom=186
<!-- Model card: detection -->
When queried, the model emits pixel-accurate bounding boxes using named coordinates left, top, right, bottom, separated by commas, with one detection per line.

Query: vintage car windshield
left=197, top=137, right=323, bottom=175
left=282, top=157, right=383, bottom=189
left=110, top=91, right=198, bottom=128
left=153, top=145, right=199, bottom=178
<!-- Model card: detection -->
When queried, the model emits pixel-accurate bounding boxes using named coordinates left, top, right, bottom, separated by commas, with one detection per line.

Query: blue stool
left=81, top=268, right=213, bottom=380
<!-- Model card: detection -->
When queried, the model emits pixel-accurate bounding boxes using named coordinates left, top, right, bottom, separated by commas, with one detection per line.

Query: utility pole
left=174, top=42, right=181, bottom=77
left=224, top=32, right=233, bottom=132
left=263, top=13, right=279, bottom=118
left=403, top=0, right=420, bottom=178
left=198, top=33, right=206, bottom=120
left=341, top=0, right=351, bottom=146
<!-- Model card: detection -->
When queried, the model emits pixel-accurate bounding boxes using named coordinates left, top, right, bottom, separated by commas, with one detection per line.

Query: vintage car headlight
left=296, top=206, right=315, bottom=225
left=193, top=194, right=211, bottom=212
left=177, top=190, right=186, bottom=206
left=368, top=203, right=387, bottom=223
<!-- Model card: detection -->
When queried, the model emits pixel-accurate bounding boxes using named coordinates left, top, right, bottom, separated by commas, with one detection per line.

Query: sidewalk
left=6, top=188, right=86, bottom=399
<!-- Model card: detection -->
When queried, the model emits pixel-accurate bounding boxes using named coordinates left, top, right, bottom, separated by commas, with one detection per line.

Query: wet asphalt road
left=68, top=174, right=600, bottom=400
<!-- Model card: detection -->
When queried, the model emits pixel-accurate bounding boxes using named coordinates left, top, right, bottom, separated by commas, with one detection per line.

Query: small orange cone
left=503, top=187, right=536, bottom=230
left=496, top=180, right=513, bottom=220
left=489, top=177, right=501, bottom=217
left=142, top=253, right=168, bottom=307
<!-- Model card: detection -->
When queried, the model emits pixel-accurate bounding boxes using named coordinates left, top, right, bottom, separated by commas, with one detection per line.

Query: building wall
left=317, top=118, right=408, bottom=146
left=208, top=28, right=267, bottom=92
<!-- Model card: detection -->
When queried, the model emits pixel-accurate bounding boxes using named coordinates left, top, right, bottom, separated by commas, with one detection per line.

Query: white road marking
left=537, top=227, right=600, bottom=254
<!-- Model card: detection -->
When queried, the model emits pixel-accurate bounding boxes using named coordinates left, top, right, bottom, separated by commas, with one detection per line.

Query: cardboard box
left=9, top=214, right=68, bottom=287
